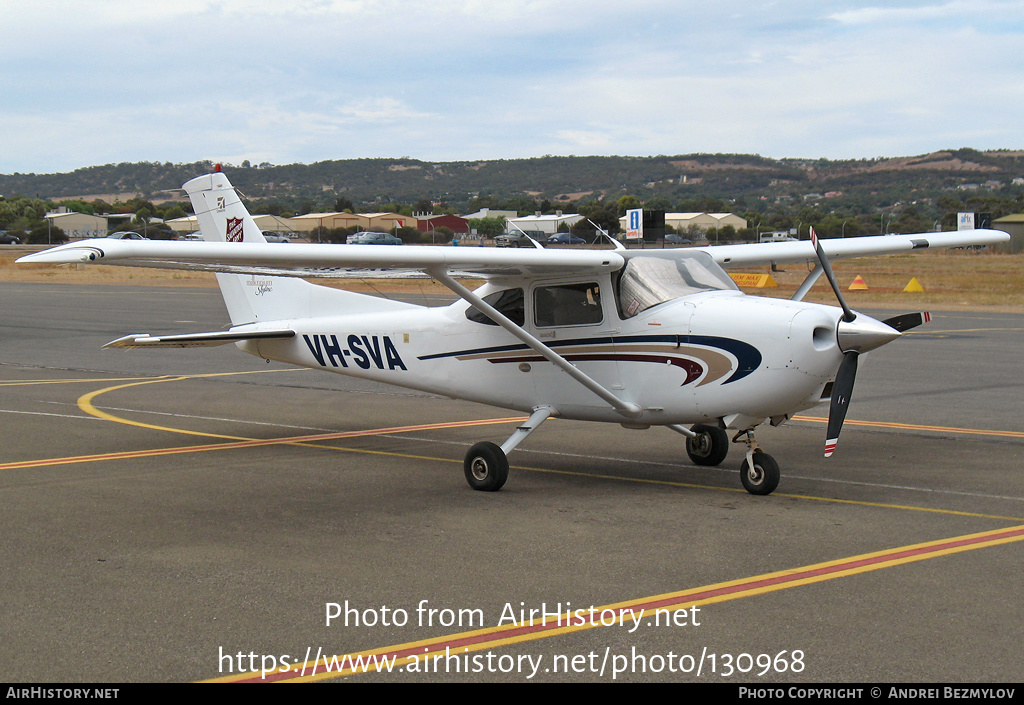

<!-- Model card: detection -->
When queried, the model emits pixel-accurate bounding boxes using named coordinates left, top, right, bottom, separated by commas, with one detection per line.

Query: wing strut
left=791, top=263, right=823, bottom=302
left=429, top=268, right=642, bottom=419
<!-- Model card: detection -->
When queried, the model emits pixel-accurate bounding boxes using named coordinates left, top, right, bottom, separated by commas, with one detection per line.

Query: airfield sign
left=625, top=208, right=642, bottom=240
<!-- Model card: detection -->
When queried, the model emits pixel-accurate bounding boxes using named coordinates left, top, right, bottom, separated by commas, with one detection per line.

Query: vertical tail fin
left=183, top=169, right=422, bottom=327
left=183, top=170, right=312, bottom=325
left=183, top=170, right=268, bottom=245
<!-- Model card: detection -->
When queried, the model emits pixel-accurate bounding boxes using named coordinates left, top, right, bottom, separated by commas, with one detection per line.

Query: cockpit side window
left=465, top=288, right=525, bottom=326
left=533, top=282, right=603, bottom=327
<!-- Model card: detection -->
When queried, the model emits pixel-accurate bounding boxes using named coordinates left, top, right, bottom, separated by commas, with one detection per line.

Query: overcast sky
left=2, top=0, right=1023, bottom=174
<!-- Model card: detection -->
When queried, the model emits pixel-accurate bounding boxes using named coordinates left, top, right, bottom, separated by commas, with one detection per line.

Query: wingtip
left=16, top=242, right=104, bottom=265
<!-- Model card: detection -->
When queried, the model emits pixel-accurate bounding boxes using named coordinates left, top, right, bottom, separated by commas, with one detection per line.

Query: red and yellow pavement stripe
left=794, top=415, right=1024, bottom=440
left=209, top=524, right=1024, bottom=682
left=0, top=416, right=527, bottom=472
left=6, top=371, right=1024, bottom=682
left=0, top=375, right=1017, bottom=522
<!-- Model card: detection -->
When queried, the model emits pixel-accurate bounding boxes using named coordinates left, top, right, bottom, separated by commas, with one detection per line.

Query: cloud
left=828, top=0, right=1024, bottom=26
left=2, top=1, right=1024, bottom=171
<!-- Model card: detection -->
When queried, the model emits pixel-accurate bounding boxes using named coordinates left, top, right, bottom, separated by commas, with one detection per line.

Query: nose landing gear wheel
left=740, top=451, right=779, bottom=495
left=464, top=441, right=509, bottom=492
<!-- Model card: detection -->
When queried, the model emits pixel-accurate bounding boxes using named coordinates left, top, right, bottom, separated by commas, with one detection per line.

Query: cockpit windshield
left=617, top=251, right=738, bottom=318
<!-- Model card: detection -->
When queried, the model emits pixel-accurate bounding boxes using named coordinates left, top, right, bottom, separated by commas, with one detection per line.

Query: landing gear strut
left=675, top=424, right=780, bottom=495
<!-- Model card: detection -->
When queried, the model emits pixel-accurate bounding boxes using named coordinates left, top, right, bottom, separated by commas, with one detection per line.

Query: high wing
left=701, top=230, right=1008, bottom=268
left=17, top=238, right=626, bottom=280
left=18, top=230, right=1006, bottom=279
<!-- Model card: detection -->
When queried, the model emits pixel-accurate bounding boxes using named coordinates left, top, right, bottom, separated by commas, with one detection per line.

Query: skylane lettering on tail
left=18, top=168, right=1010, bottom=496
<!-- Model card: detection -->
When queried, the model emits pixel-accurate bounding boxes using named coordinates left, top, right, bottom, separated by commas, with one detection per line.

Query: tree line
left=4, top=176, right=1022, bottom=245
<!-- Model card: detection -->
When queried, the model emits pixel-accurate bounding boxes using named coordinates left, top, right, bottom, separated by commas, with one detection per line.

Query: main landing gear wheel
left=740, top=451, right=780, bottom=496
left=685, top=424, right=730, bottom=466
left=464, top=442, right=509, bottom=492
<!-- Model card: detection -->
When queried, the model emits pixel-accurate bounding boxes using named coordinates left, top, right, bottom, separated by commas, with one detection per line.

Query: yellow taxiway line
left=208, top=523, right=1024, bottom=682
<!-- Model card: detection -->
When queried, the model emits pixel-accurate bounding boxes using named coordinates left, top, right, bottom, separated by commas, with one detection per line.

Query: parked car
left=346, top=231, right=403, bottom=245
left=0, top=231, right=21, bottom=244
left=547, top=233, right=585, bottom=245
left=262, top=232, right=291, bottom=243
left=495, top=231, right=547, bottom=247
left=107, top=231, right=148, bottom=240
left=665, top=234, right=692, bottom=245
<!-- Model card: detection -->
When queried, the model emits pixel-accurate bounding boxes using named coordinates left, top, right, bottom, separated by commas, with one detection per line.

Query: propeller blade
left=809, top=227, right=857, bottom=323
left=825, top=351, right=859, bottom=457
left=882, top=311, right=932, bottom=333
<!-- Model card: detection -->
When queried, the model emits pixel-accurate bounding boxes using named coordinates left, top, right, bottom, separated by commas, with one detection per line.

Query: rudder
left=182, top=169, right=420, bottom=327
left=184, top=170, right=312, bottom=325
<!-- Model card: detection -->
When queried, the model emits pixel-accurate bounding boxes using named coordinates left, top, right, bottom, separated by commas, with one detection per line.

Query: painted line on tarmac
left=507, top=464, right=1024, bottom=522
left=396, top=434, right=1024, bottom=508
left=5, top=375, right=1019, bottom=522
left=906, top=327, right=1024, bottom=335
left=0, top=408, right=105, bottom=422
left=208, top=523, right=1024, bottom=682
left=0, top=375, right=167, bottom=387
left=0, top=368, right=307, bottom=388
left=793, top=415, right=1024, bottom=440
left=0, top=417, right=526, bottom=472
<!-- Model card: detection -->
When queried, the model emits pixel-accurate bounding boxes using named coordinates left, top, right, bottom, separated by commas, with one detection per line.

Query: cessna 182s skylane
left=19, top=170, right=1009, bottom=495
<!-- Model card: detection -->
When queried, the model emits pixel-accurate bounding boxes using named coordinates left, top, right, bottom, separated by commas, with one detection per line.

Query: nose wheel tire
left=740, top=451, right=779, bottom=495
left=685, top=424, right=730, bottom=466
left=464, top=442, right=509, bottom=492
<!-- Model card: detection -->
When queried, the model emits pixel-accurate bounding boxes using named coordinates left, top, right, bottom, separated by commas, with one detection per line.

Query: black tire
left=685, top=424, right=729, bottom=466
left=740, top=451, right=780, bottom=496
left=463, top=442, right=509, bottom=492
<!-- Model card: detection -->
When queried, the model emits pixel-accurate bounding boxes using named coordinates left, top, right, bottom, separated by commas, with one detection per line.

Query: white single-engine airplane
left=19, top=170, right=1009, bottom=495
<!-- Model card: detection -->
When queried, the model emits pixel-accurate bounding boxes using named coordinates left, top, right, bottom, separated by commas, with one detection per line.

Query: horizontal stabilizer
left=104, top=329, right=295, bottom=349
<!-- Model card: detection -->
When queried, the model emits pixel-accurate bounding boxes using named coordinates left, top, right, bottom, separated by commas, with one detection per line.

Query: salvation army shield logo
left=226, top=217, right=244, bottom=242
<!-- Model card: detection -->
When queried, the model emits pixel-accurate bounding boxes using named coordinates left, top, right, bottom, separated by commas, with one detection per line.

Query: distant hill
left=3, top=150, right=1023, bottom=212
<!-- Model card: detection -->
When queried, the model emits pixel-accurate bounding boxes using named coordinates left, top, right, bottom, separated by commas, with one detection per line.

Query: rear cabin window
left=533, top=283, right=603, bottom=327
left=465, top=288, right=525, bottom=326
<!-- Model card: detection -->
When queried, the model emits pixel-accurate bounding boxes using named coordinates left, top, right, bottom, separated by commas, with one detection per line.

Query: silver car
left=346, top=231, right=403, bottom=245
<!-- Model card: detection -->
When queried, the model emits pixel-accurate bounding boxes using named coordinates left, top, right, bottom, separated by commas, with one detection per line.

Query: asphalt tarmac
left=1, top=282, right=1022, bottom=683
